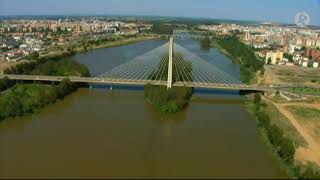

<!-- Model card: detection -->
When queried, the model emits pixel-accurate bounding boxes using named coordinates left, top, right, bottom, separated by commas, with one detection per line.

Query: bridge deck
left=1, top=74, right=281, bottom=91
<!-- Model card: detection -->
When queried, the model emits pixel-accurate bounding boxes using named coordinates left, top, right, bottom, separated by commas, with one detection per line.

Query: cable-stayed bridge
left=1, top=36, right=311, bottom=92
left=94, top=36, right=245, bottom=89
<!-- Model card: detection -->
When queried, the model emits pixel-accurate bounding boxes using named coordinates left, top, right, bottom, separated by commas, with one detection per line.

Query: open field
left=261, top=65, right=320, bottom=86
left=287, top=106, right=320, bottom=145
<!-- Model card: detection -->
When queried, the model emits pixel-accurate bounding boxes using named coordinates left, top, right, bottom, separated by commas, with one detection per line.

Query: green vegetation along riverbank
left=212, top=35, right=264, bottom=84
left=0, top=53, right=90, bottom=121
left=144, top=53, right=193, bottom=113
left=287, top=87, right=320, bottom=95
left=245, top=94, right=320, bottom=179
left=0, top=79, right=77, bottom=121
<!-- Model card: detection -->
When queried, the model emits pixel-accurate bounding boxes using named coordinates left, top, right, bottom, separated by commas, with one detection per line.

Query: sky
left=0, top=0, right=319, bottom=25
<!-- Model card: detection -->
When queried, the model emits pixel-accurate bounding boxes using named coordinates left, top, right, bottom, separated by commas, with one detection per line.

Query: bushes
left=299, top=162, right=320, bottom=179
left=0, top=78, right=78, bottom=121
left=0, top=77, right=15, bottom=91
left=29, top=58, right=90, bottom=77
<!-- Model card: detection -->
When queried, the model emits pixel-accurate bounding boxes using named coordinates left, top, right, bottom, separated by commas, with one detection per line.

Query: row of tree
left=0, top=78, right=78, bottom=121
left=216, top=35, right=264, bottom=84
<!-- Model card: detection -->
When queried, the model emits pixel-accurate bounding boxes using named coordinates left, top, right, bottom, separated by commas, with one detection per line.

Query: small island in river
left=144, top=52, right=193, bottom=113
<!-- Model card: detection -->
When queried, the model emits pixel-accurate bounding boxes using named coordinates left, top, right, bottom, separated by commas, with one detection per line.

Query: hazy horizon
left=0, top=0, right=320, bottom=25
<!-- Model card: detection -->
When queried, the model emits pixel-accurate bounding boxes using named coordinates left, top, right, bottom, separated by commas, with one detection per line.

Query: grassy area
left=263, top=66, right=320, bottom=86
left=288, top=106, right=320, bottom=137
left=289, top=107, right=320, bottom=121
left=262, top=101, right=307, bottom=147
left=288, top=87, right=320, bottom=95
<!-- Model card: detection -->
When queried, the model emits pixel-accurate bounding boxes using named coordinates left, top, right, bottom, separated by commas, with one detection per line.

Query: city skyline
left=1, top=0, right=320, bottom=25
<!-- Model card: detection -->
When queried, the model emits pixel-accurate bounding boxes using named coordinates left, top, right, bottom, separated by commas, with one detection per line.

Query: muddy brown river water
left=0, top=39, right=286, bottom=178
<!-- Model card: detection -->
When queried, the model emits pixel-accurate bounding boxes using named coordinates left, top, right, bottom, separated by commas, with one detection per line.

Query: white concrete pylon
left=167, top=36, right=173, bottom=89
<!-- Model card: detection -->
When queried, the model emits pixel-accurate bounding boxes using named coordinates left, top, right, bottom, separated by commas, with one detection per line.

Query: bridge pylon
left=167, top=36, right=173, bottom=89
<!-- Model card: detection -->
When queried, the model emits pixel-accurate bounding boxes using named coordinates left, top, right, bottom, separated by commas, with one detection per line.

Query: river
left=0, top=39, right=286, bottom=178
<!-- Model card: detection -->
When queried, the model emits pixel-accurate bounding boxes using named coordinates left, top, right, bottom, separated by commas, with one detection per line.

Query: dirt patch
left=0, top=61, right=28, bottom=74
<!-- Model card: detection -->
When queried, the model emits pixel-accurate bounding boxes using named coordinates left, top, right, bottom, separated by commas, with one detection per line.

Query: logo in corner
left=295, top=11, right=310, bottom=28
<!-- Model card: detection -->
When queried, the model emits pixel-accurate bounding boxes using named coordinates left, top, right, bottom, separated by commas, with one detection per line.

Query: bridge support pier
left=167, top=36, right=173, bottom=89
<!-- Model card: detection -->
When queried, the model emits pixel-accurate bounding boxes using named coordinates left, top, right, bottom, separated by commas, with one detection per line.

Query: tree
left=278, top=137, right=295, bottom=164
left=283, top=53, right=293, bottom=62
left=268, top=125, right=284, bottom=147
left=256, top=111, right=271, bottom=128
left=267, top=57, right=272, bottom=65
left=27, top=51, right=40, bottom=60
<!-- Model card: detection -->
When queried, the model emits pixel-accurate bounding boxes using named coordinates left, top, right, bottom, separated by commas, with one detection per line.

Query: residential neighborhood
left=0, top=18, right=152, bottom=62
left=198, top=23, right=320, bottom=68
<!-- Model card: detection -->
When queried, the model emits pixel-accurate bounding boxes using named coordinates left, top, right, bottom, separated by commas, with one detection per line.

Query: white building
left=302, top=61, right=308, bottom=67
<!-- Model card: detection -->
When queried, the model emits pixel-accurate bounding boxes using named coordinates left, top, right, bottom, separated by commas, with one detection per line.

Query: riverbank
left=210, top=36, right=264, bottom=84
left=0, top=79, right=78, bottom=121
left=209, top=35, right=320, bottom=177
left=245, top=94, right=320, bottom=179
left=0, top=54, right=90, bottom=121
